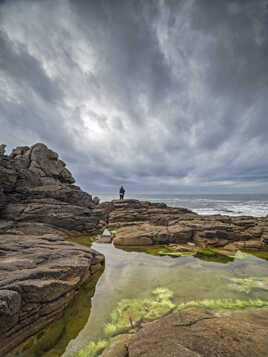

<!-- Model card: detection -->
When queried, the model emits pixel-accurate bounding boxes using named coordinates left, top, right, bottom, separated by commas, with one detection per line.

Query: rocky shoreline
left=1, top=143, right=268, bottom=356
left=100, top=199, right=268, bottom=252
left=0, top=144, right=105, bottom=355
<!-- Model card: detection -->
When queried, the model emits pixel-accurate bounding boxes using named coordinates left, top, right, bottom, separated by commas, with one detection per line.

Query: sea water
left=98, top=193, right=268, bottom=217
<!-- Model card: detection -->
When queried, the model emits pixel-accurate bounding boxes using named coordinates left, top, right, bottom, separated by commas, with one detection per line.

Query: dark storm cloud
left=0, top=31, right=62, bottom=103
left=0, top=0, right=268, bottom=193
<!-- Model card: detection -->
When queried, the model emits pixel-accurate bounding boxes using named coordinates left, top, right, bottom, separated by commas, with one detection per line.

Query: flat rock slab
left=126, top=308, right=268, bottom=357
left=108, top=200, right=268, bottom=250
left=0, top=234, right=104, bottom=355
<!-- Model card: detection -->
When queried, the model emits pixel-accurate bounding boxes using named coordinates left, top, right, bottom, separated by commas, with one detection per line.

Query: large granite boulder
left=0, top=234, right=104, bottom=355
left=0, top=143, right=105, bottom=235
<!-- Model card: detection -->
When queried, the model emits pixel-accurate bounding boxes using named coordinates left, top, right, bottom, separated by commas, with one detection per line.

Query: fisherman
left=119, top=185, right=125, bottom=200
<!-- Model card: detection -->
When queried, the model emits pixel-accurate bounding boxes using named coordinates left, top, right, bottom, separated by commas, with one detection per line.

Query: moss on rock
left=11, top=270, right=104, bottom=357
left=195, top=248, right=234, bottom=263
left=65, top=235, right=95, bottom=247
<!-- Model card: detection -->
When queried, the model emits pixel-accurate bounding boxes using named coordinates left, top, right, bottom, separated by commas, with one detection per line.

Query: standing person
left=119, top=185, right=125, bottom=200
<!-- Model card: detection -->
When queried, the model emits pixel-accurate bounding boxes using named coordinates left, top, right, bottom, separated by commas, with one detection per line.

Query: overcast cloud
left=0, top=0, right=268, bottom=194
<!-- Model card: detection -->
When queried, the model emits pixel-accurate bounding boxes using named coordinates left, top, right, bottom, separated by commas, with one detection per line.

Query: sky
left=1, top=0, right=268, bottom=195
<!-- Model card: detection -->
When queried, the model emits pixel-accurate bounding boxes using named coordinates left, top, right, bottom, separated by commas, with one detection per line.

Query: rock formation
left=1, top=143, right=268, bottom=356
left=101, top=199, right=268, bottom=251
left=0, top=143, right=105, bottom=355
left=106, top=307, right=268, bottom=357
left=0, top=234, right=104, bottom=355
left=0, top=144, right=6, bottom=156
left=0, top=143, right=105, bottom=236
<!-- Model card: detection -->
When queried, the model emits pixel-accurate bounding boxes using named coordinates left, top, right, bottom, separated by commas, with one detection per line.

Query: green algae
left=76, top=340, right=109, bottom=357
left=195, top=248, right=234, bottom=264
left=104, top=287, right=175, bottom=338
left=174, top=297, right=268, bottom=311
left=227, top=277, right=268, bottom=294
left=157, top=249, right=194, bottom=257
left=117, top=244, right=196, bottom=258
left=76, top=285, right=268, bottom=357
left=65, top=235, right=95, bottom=248
left=117, top=245, right=235, bottom=262
left=242, top=250, right=268, bottom=261
left=76, top=287, right=175, bottom=357
left=117, top=245, right=171, bottom=255
left=11, top=270, right=103, bottom=357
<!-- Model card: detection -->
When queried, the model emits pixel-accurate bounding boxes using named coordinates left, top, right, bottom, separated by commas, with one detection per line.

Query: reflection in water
left=62, top=243, right=268, bottom=357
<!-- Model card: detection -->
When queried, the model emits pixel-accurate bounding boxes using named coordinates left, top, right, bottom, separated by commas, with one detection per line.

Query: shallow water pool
left=60, top=243, right=268, bottom=357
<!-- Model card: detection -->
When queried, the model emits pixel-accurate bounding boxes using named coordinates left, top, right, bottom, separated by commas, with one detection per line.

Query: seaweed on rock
left=174, top=298, right=268, bottom=311
left=194, top=248, right=234, bottom=264
left=104, top=287, right=175, bottom=337
left=77, top=340, right=108, bottom=357
left=76, top=287, right=268, bottom=357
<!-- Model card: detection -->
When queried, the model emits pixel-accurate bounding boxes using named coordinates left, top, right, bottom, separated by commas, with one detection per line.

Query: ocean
left=97, top=193, right=268, bottom=217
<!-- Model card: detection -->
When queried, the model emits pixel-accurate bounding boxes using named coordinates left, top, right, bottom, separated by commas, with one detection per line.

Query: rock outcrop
left=0, top=143, right=105, bottom=236
left=0, top=143, right=106, bottom=355
left=0, top=234, right=104, bottom=355
left=111, top=307, right=268, bottom=357
left=100, top=200, right=268, bottom=251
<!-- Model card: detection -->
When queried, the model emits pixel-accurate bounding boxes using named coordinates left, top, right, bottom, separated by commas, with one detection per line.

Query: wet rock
left=0, top=234, right=104, bottom=356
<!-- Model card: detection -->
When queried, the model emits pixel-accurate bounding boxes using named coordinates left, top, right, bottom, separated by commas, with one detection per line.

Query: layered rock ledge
left=0, top=234, right=104, bottom=356
left=100, top=199, right=268, bottom=251
left=0, top=143, right=105, bottom=236
left=0, top=143, right=106, bottom=355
